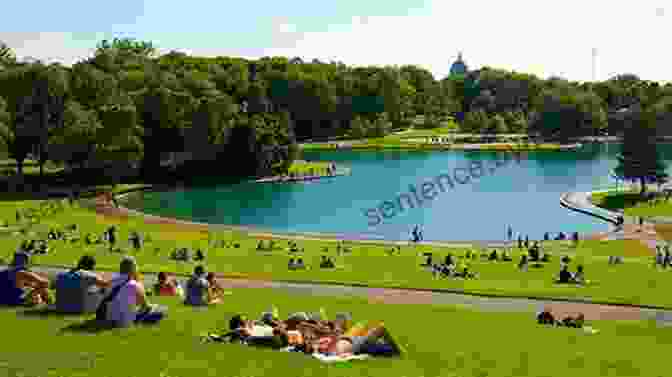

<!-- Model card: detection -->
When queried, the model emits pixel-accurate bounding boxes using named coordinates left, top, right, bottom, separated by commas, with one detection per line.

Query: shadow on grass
left=597, top=192, right=651, bottom=211
left=18, top=307, right=90, bottom=318
left=60, top=319, right=118, bottom=334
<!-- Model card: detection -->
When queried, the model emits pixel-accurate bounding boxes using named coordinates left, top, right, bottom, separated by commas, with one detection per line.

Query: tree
left=0, top=41, right=16, bottom=70
left=613, top=110, right=668, bottom=195
left=50, top=100, right=102, bottom=169
left=461, top=110, right=489, bottom=133
left=349, top=115, right=369, bottom=139
left=490, top=114, right=508, bottom=134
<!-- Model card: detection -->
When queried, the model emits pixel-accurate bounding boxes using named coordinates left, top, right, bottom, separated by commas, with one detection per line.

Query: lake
left=126, top=143, right=672, bottom=242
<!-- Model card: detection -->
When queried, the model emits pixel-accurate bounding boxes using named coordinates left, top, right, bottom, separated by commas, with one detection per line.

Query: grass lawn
left=590, top=190, right=672, bottom=217
left=2, top=198, right=671, bottom=308
left=0, top=286, right=669, bottom=377
left=285, top=160, right=330, bottom=176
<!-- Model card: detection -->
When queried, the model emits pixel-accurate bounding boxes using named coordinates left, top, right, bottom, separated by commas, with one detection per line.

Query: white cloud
left=276, top=23, right=297, bottom=34
left=2, top=2, right=670, bottom=83
left=263, top=0, right=672, bottom=83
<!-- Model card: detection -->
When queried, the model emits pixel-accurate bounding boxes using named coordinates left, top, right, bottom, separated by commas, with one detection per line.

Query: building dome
left=450, top=52, right=468, bottom=76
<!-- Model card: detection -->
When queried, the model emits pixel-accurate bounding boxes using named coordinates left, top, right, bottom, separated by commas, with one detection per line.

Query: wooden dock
left=254, top=167, right=351, bottom=184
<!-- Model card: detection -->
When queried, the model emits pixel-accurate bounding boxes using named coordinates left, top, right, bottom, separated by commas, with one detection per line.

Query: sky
left=1, top=0, right=670, bottom=83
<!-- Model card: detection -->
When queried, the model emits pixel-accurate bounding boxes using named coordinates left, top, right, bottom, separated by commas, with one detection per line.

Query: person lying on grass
left=536, top=309, right=585, bottom=328
left=0, top=251, right=51, bottom=306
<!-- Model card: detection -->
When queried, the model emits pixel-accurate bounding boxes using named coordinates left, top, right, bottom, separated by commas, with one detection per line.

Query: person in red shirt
left=153, top=272, right=179, bottom=296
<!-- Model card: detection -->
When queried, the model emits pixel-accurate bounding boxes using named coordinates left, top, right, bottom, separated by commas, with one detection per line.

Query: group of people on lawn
left=0, top=248, right=236, bottom=327
left=207, top=310, right=401, bottom=358
left=288, top=256, right=335, bottom=270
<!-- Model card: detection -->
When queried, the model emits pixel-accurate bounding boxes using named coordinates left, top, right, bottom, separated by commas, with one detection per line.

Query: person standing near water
left=507, top=226, right=513, bottom=242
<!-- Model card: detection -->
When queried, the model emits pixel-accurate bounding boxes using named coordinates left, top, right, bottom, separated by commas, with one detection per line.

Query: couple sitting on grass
left=178, top=265, right=226, bottom=305
left=152, top=266, right=225, bottom=305
left=556, top=264, right=587, bottom=285
left=207, top=310, right=402, bottom=358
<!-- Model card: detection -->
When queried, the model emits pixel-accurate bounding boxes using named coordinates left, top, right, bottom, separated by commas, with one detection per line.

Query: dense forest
left=0, top=38, right=671, bottom=182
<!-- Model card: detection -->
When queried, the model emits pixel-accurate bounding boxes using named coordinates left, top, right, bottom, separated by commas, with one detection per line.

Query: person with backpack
left=98, top=256, right=165, bottom=327
left=55, top=255, right=110, bottom=313
left=0, top=252, right=51, bottom=306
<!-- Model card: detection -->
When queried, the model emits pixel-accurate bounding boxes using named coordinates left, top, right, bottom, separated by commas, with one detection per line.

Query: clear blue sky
left=2, top=0, right=670, bottom=82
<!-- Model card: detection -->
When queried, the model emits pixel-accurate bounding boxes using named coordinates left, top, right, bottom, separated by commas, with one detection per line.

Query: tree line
left=1, top=38, right=671, bottom=182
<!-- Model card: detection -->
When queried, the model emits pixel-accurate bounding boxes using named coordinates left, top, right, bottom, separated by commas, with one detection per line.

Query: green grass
left=590, top=190, right=672, bottom=217
left=2, top=198, right=671, bottom=308
left=0, top=286, right=670, bottom=377
left=285, top=161, right=330, bottom=176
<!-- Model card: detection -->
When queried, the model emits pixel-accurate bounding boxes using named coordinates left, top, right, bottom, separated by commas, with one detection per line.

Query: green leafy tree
left=349, top=115, right=369, bottom=139
left=490, top=114, right=508, bottom=134
left=461, top=110, right=489, bottom=133
left=614, top=109, right=668, bottom=195
left=0, top=41, right=16, bottom=70
left=50, top=100, right=102, bottom=169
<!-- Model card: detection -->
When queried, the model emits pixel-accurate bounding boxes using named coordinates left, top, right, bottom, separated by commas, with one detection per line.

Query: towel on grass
left=312, top=353, right=370, bottom=363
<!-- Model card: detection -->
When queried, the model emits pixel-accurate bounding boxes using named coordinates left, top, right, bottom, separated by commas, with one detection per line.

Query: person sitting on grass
left=440, top=263, right=454, bottom=278
left=556, top=265, right=572, bottom=284
left=102, top=256, right=166, bottom=327
left=528, top=245, right=540, bottom=262
left=572, top=265, right=586, bottom=285
left=185, top=265, right=209, bottom=306
left=194, top=249, right=205, bottom=261
left=518, top=254, right=529, bottom=271
left=257, top=241, right=265, bottom=251
left=540, top=252, right=550, bottom=262
left=319, top=256, right=335, bottom=269
left=288, top=258, right=297, bottom=270
left=129, top=231, right=142, bottom=251
left=153, top=272, right=181, bottom=297
left=55, top=254, right=110, bottom=313
left=290, top=242, right=299, bottom=253
left=206, top=272, right=225, bottom=304
left=0, top=252, right=51, bottom=306
left=488, top=249, right=498, bottom=261
left=295, top=258, right=306, bottom=270
left=34, top=240, right=49, bottom=255
left=421, top=253, right=433, bottom=267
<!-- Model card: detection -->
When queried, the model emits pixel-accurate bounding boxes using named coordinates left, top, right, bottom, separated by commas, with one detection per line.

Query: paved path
left=560, top=190, right=621, bottom=225
left=560, top=188, right=671, bottom=250
left=11, top=264, right=672, bottom=324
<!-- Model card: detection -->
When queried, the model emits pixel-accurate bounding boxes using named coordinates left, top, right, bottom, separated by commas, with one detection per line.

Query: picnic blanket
left=312, top=353, right=370, bottom=363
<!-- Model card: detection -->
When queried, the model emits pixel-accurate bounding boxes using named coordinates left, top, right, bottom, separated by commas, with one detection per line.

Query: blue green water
left=130, top=143, right=672, bottom=242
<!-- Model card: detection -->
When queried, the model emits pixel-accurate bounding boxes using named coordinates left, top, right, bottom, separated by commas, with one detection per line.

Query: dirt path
left=19, top=264, right=672, bottom=323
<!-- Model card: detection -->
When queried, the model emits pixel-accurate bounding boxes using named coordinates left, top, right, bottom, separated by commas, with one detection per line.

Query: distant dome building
left=450, top=52, right=468, bottom=76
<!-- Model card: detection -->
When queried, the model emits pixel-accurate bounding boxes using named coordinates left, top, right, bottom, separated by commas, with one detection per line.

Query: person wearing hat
left=0, top=251, right=50, bottom=306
